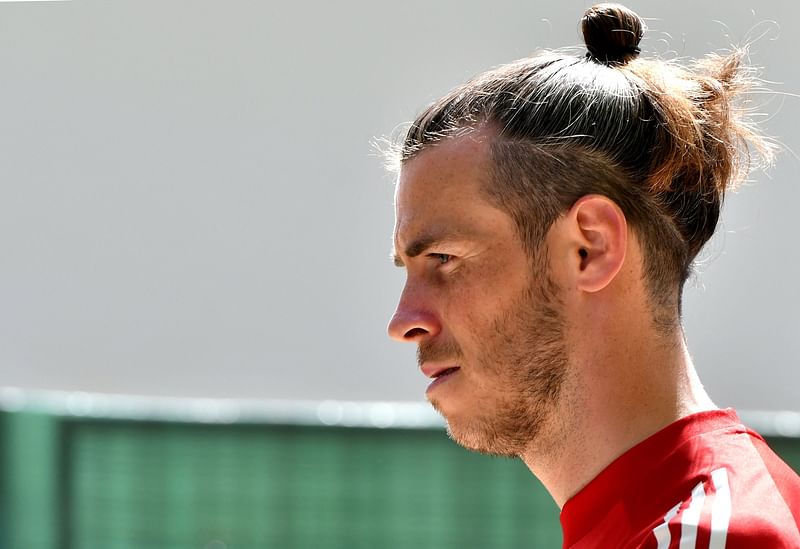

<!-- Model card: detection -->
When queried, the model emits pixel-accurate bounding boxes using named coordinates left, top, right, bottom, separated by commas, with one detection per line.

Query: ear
left=564, top=194, right=628, bottom=293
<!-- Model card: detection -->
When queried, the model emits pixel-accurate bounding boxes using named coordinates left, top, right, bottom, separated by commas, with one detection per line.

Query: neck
left=519, top=323, right=716, bottom=509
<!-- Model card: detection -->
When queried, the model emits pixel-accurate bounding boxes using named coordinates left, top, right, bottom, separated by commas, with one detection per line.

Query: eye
left=432, top=253, right=452, bottom=265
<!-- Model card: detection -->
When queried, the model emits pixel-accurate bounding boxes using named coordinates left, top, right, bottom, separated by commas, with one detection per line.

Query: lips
left=422, top=363, right=461, bottom=394
left=421, top=363, right=461, bottom=379
left=433, top=366, right=459, bottom=379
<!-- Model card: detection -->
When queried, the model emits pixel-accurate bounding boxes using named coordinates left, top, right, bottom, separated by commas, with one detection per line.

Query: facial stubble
left=420, top=270, right=568, bottom=458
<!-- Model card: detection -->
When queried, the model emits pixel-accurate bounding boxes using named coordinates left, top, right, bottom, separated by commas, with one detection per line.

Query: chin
left=439, top=410, right=523, bottom=458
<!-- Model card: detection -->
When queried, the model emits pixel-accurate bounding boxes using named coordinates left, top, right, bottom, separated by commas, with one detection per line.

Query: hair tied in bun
left=582, top=3, right=644, bottom=66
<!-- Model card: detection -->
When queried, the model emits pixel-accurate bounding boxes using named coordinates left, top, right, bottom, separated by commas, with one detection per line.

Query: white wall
left=0, top=0, right=797, bottom=409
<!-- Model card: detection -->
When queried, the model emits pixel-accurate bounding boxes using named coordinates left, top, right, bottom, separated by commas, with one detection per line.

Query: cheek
left=440, top=269, right=492, bottom=322
left=464, top=258, right=529, bottom=315
left=439, top=245, right=531, bottom=342
left=446, top=281, right=515, bottom=356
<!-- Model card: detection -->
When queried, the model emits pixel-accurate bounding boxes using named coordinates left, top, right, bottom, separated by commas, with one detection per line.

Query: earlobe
left=570, top=195, right=628, bottom=293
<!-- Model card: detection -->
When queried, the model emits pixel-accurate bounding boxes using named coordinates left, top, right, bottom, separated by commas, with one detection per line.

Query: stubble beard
left=422, top=271, right=568, bottom=459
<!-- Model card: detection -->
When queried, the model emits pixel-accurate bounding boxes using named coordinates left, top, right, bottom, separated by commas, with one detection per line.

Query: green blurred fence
left=0, top=396, right=798, bottom=549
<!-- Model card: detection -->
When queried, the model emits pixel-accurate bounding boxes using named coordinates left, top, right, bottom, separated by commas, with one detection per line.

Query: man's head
left=398, top=3, right=769, bottom=326
left=387, top=3, right=771, bottom=457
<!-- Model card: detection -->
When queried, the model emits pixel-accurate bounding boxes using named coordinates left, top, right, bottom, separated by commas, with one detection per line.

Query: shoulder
left=712, top=514, right=800, bottom=548
left=717, top=436, right=800, bottom=545
left=686, top=439, right=800, bottom=548
left=634, top=460, right=800, bottom=549
left=631, top=486, right=800, bottom=549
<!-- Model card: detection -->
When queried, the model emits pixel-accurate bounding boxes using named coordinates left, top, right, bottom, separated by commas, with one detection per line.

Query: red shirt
left=560, top=409, right=800, bottom=548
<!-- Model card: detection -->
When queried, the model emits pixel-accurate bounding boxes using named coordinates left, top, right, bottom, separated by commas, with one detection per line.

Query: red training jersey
left=560, top=409, right=800, bottom=548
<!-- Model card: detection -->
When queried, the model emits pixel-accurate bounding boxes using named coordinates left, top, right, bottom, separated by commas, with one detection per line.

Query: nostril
left=388, top=306, right=440, bottom=343
left=404, top=327, right=429, bottom=339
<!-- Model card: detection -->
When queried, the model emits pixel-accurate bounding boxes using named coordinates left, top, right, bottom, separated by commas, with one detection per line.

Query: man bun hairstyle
left=582, top=3, right=643, bottom=65
left=399, top=3, right=773, bottom=329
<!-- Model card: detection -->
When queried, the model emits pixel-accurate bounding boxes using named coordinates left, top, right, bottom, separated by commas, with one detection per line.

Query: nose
left=387, top=284, right=442, bottom=343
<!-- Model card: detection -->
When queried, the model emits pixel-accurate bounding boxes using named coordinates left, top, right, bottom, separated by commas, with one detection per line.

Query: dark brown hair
left=398, top=3, right=772, bottom=325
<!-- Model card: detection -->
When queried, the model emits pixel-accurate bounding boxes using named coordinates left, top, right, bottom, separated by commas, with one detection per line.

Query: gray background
left=0, top=0, right=796, bottom=409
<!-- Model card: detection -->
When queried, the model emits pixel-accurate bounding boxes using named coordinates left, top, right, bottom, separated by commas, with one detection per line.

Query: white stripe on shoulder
left=708, top=467, right=731, bottom=549
left=653, top=501, right=682, bottom=549
left=679, top=479, right=707, bottom=549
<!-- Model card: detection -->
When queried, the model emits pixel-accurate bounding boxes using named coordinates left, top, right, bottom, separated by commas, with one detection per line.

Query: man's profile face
left=388, top=134, right=569, bottom=457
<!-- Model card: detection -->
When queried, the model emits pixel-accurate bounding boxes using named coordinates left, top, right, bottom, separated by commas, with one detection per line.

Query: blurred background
left=0, top=0, right=797, bottom=547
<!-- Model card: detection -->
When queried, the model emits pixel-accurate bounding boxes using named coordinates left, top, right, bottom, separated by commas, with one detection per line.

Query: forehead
left=393, top=133, right=513, bottom=249
left=397, top=132, right=489, bottom=196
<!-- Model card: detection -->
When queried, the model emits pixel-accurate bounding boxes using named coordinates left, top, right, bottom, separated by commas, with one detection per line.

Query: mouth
left=424, top=366, right=461, bottom=394
left=432, top=366, right=460, bottom=379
